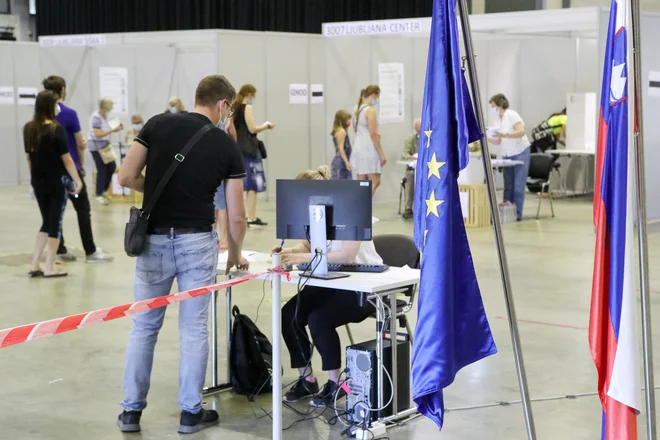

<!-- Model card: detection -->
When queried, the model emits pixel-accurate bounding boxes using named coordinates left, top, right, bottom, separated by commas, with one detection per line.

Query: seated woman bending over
left=274, top=165, right=383, bottom=408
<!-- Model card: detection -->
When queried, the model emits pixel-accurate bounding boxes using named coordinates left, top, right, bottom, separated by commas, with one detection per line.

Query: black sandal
left=28, top=270, right=44, bottom=278
left=42, top=272, right=68, bottom=278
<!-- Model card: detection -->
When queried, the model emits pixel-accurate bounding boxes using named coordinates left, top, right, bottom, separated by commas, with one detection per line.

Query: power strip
left=354, top=421, right=387, bottom=440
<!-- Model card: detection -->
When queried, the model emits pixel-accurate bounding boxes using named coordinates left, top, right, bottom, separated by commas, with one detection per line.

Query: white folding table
left=204, top=252, right=421, bottom=440
left=546, top=149, right=595, bottom=195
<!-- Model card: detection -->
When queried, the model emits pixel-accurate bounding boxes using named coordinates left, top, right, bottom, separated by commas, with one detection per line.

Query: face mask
left=346, top=121, right=351, bottom=128
left=371, top=99, right=379, bottom=106
left=55, top=103, right=61, bottom=116
left=491, top=107, right=499, bottom=117
left=170, top=107, right=178, bottom=114
left=133, top=123, right=143, bottom=132
left=247, top=99, right=254, bottom=105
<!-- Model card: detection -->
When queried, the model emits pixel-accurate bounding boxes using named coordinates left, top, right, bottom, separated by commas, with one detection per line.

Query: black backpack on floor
left=229, top=306, right=274, bottom=399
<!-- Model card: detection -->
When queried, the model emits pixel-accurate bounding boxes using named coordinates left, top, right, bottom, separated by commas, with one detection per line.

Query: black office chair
left=397, top=177, right=407, bottom=215
left=345, top=234, right=420, bottom=346
left=526, top=153, right=556, bottom=219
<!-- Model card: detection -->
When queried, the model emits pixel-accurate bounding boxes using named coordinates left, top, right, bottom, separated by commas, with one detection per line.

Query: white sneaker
left=86, top=248, right=114, bottom=263
left=372, top=216, right=380, bottom=224
left=96, top=196, right=109, bottom=206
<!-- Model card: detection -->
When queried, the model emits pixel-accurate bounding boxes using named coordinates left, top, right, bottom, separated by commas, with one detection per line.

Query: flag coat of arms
left=590, top=0, right=641, bottom=439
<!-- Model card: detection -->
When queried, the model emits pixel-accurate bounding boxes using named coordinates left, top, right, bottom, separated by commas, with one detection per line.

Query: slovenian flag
left=589, top=0, right=641, bottom=439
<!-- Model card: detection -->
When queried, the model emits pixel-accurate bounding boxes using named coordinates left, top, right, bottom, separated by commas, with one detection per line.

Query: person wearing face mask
left=117, top=75, right=249, bottom=435
left=88, top=98, right=123, bottom=206
left=229, top=84, right=275, bottom=226
left=351, top=85, right=387, bottom=198
left=167, top=97, right=186, bottom=114
left=487, top=93, right=531, bottom=221
left=330, top=110, right=352, bottom=180
left=124, top=115, right=145, bottom=144
left=401, top=118, right=421, bottom=219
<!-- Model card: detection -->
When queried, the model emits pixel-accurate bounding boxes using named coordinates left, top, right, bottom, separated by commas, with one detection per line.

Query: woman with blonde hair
left=88, top=98, right=123, bottom=205
left=230, top=84, right=274, bottom=226
left=330, top=110, right=352, bottom=180
left=274, top=165, right=383, bottom=408
left=351, top=85, right=386, bottom=196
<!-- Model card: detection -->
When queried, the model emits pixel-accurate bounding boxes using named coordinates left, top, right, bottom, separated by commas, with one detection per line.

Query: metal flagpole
left=455, top=1, right=537, bottom=439
left=629, top=0, right=657, bottom=438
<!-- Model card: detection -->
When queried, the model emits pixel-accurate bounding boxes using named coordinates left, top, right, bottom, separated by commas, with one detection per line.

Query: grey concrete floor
left=0, top=186, right=659, bottom=440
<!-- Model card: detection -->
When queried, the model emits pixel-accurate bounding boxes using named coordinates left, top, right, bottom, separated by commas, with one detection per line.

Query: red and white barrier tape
left=0, top=268, right=290, bottom=349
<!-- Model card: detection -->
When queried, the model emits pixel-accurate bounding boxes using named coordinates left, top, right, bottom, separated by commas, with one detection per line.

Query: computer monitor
left=276, top=179, right=373, bottom=279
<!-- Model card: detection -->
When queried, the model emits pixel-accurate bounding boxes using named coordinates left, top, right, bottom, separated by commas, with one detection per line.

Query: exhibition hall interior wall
left=2, top=7, right=659, bottom=216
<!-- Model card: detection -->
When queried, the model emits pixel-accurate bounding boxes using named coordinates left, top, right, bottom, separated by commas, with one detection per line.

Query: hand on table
left=225, top=255, right=250, bottom=275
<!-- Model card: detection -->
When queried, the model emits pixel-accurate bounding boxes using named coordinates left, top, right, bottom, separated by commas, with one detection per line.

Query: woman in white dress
left=351, top=85, right=387, bottom=196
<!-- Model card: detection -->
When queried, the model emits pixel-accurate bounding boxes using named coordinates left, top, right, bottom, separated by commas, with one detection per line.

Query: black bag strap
left=141, top=123, right=213, bottom=218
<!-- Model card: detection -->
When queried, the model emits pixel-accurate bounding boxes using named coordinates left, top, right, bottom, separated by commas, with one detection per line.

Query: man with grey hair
left=401, top=118, right=421, bottom=219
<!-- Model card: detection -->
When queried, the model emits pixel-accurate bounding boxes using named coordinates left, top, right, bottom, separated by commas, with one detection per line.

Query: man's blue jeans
left=503, top=147, right=531, bottom=221
left=121, top=231, right=218, bottom=413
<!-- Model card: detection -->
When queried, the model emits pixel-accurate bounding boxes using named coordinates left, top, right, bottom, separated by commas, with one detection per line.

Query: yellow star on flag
left=425, top=191, right=444, bottom=217
left=425, top=130, right=433, bottom=148
left=427, top=153, right=446, bottom=180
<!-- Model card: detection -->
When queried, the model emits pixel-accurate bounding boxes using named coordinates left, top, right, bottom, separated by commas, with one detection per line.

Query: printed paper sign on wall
left=311, top=84, right=324, bottom=104
left=100, top=67, right=129, bottom=115
left=18, top=87, right=38, bottom=105
left=289, top=84, right=309, bottom=105
left=378, top=63, right=405, bottom=124
left=0, top=87, right=14, bottom=105
left=649, top=71, right=660, bottom=97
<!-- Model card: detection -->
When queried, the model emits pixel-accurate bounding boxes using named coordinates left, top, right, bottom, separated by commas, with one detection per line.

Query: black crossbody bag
left=124, top=124, right=213, bottom=257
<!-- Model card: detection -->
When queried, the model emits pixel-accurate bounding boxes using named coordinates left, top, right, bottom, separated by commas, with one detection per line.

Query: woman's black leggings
left=34, top=184, right=67, bottom=239
left=91, top=151, right=116, bottom=197
left=281, top=286, right=375, bottom=371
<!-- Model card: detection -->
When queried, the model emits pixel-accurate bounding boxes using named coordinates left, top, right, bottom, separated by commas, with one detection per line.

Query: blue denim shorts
left=214, top=183, right=226, bottom=210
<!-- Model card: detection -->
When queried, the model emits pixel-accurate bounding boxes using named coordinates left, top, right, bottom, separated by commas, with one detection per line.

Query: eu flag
left=412, top=0, right=498, bottom=429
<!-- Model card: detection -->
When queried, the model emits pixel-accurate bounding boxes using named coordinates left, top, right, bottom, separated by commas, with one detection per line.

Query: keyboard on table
left=296, top=263, right=389, bottom=273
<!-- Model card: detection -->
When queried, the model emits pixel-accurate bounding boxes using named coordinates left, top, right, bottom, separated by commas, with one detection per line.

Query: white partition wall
left=0, top=43, right=21, bottom=186
left=0, top=42, right=41, bottom=186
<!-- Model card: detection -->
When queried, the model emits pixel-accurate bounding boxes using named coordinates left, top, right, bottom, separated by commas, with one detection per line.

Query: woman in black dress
left=24, top=91, right=82, bottom=278
left=230, top=84, right=275, bottom=226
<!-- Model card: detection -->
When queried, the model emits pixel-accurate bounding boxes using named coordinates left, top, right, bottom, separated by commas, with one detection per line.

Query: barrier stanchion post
left=210, top=289, right=219, bottom=388
left=225, top=279, right=233, bottom=385
left=271, top=254, right=282, bottom=440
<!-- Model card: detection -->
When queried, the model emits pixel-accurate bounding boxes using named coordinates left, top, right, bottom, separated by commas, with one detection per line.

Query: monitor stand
left=307, top=204, right=350, bottom=280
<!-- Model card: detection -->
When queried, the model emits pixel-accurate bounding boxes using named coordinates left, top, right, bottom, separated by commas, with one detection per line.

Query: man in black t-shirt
left=117, top=75, right=248, bottom=435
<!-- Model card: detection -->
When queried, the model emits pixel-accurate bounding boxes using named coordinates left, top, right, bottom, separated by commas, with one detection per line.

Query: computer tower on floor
left=345, top=336, right=411, bottom=423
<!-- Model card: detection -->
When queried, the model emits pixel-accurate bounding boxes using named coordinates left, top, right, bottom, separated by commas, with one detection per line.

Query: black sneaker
left=284, top=377, right=319, bottom=403
left=117, top=410, right=142, bottom=433
left=178, top=408, right=219, bottom=434
left=310, top=380, right=347, bottom=408
left=247, top=218, right=268, bottom=226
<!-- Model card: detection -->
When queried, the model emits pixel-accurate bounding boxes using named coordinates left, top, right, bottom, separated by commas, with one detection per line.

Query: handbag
left=124, top=123, right=213, bottom=257
left=257, top=140, right=267, bottom=159
left=98, top=144, right=117, bottom=164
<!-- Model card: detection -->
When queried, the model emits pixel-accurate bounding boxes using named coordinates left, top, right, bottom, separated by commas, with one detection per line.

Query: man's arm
left=117, top=142, right=147, bottom=192
left=224, top=177, right=247, bottom=273
left=74, top=131, right=86, bottom=168
left=402, top=135, right=414, bottom=159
